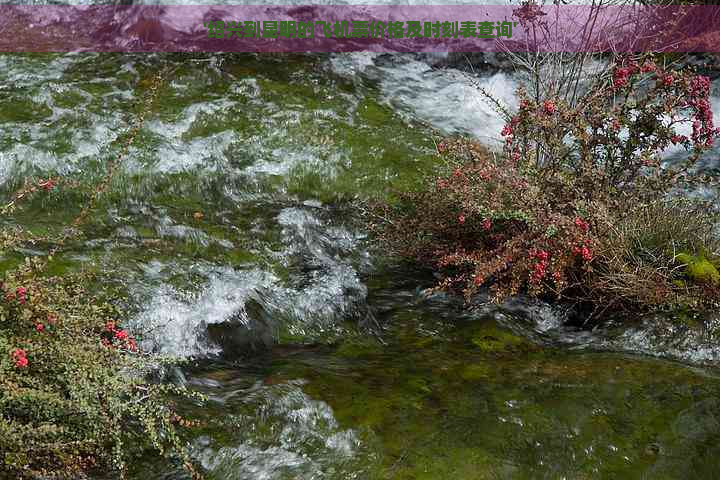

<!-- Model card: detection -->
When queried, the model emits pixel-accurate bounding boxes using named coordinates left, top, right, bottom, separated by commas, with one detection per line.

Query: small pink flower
left=35, top=323, right=45, bottom=332
left=481, top=218, right=492, bottom=231
left=501, top=124, right=513, bottom=136
left=543, top=100, right=557, bottom=114
left=458, top=214, right=466, bottom=225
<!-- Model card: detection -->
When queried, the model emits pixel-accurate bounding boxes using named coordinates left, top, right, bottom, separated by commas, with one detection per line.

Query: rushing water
left=3, top=50, right=720, bottom=478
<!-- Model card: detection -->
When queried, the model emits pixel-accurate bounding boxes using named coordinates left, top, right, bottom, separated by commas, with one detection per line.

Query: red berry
left=114, top=329, right=128, bottom=341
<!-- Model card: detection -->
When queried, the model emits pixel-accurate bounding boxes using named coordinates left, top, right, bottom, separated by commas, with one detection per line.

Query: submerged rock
left=462, top=289, right=720, bottom=366
left=206, top=298, right=275, bottom=357
left=419, top=52, right=515, bottom=74
left=596, top=311, right=720, bottom=366
left=470, top=323, right=527, bottom=353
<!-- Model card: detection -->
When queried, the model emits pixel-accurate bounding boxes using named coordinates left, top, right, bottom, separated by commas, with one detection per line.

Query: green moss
left=406, top=376, right=433, bottom=394
left=460, top=364, right=490, bottom=381
left=134, top=225, right=156, bottom=239
left=225, top=249, right=258, bottom=266
left=42, top=254, right=89, bottom=277
left=470, top=324, right=526, bottom=352
left=676, top=253, right=720, bottom=285
left=688, top=260, right=720, bottom=285
left=335, top=337, right=383, bottom=359
left=0, top=97, right=53, bottom=123
left=357, top=98, right=394, bottom=127
left=672, top=307, right=700, bottom=327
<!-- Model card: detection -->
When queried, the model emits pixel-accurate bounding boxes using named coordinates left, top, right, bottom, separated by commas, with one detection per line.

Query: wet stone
left=206, top=298, right=275, bottom=357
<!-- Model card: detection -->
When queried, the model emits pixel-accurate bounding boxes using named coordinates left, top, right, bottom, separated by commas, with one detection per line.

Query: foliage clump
left=372, top=57, right=720, bottom=318
left=0, top=253, right=203, bottom=479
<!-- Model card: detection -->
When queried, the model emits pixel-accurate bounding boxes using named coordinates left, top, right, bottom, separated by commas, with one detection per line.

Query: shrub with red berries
left=372, top=56, right=720, bottom=315
left=0, top=262, right=203, bottom=478
left=371, top=138, right=599, bottom=302
left=502, top=57, right=720, bottom=201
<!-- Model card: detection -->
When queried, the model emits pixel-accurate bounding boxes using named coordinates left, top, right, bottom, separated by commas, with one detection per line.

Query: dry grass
left=590, top=199, right=720, bottom=311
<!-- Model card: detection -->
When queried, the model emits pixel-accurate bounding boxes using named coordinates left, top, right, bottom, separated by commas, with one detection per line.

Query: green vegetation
left=0, top=259, right=203, bottom=479
left=372, top=56, right=720, bottom=318
left=677, top=253, right=720, bottom=285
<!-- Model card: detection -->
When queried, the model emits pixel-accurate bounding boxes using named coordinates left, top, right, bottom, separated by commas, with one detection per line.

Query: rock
left=471, top=324, right=526, bottom=353
left=206, top=298, right=275, bottom=357
left=419, top=52, right=515, bottom=74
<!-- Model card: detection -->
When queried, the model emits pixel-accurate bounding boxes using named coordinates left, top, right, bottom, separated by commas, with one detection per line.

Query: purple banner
left=0, top=5, right=719, bottom=52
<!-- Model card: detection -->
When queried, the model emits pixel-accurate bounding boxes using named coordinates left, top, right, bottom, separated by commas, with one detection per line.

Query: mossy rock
left=470, top=324, right=526, bottom=353
left=460, top=364, right=490, bottom=381
left=676, top=253, right=720, bottom=286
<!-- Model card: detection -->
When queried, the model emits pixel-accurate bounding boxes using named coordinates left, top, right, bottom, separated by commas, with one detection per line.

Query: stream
left=2, top=50, right=720, bottom=479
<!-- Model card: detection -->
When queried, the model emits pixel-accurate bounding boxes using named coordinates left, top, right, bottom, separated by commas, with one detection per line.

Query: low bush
left=371, top=56, right=720, bottom=318
left=0, top=253, right=203, bottom=479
